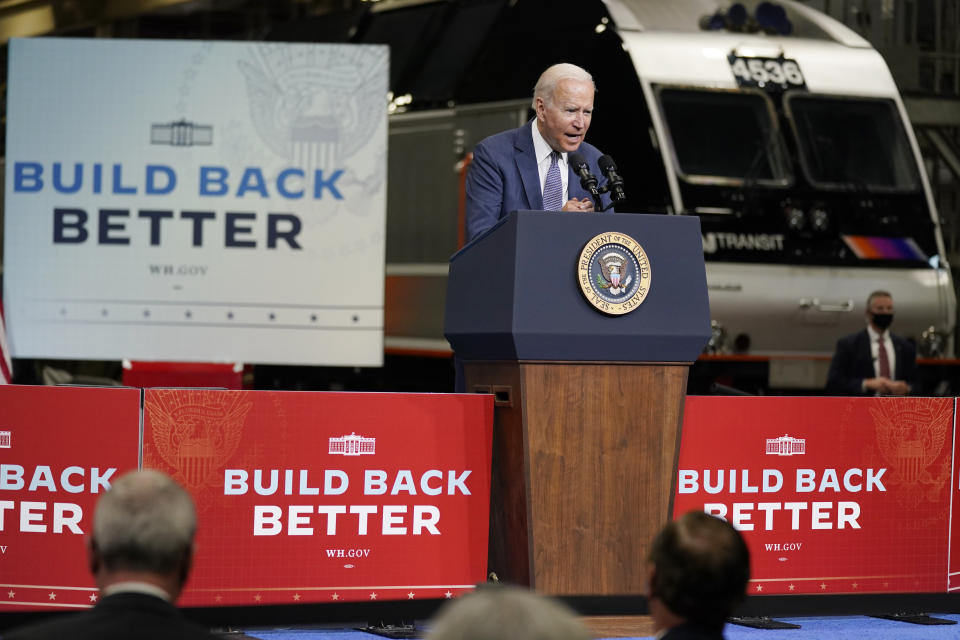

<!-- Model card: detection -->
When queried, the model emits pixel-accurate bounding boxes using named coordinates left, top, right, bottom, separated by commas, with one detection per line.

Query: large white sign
left=4, top=38, right=388, bottom=366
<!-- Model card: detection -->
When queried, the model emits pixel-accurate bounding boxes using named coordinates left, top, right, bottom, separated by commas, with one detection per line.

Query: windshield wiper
left=739, top=128, right=784, bottom=213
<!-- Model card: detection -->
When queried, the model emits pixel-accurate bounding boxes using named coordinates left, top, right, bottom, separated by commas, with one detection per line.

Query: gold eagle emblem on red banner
left=145, top=390, right=252, bottom=493
left=870, top=398, right=951, bottom=507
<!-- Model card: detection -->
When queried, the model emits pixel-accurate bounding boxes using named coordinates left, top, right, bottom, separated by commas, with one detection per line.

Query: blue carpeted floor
left=724, top=615, right=960, bottom=639
left=240, top=614, right=960, bottom=640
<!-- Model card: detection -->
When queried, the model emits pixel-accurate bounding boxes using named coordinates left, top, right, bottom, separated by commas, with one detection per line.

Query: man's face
left=868, top=295, right=894, bottom=316
left=535, top=78, right=594, bottom=153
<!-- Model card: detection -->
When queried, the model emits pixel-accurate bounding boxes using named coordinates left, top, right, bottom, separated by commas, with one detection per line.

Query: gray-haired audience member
left=427, top=584, right=591, bottom=640
left=646, top=511, right=751, bottom=640
left=6, top=469, right=215, bottom=640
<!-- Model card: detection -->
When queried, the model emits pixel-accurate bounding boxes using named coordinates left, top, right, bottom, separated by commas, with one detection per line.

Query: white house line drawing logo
left=765, top=434, right=805, bottom=456
left=329, top=433, right=375, bottom=456
left=151, top=119, right=213, bottom=146
left=0, top=430, right=11, bottom=449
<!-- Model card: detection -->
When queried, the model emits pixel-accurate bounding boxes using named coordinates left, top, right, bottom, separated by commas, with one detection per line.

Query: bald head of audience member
left=88, top=469, right=198, bottom=602
left=427, top=585, right=591, bottom=640
left=646, top=511, right=750, bottom=633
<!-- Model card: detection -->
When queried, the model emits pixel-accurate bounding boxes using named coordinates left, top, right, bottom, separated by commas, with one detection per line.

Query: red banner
left=7, top=387, right=955, bottom=611
left=675, top=396, right=954, bottom=595
left=141, top=389, right=494, bottom=606
left=949, top=399, right=960, bottom=593
left=0, top=385, right=141, bottom=611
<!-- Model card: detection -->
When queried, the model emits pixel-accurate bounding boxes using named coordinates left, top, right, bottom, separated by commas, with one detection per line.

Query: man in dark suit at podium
left=826, top=290, right=915, bottom=396
left=6, top=470, right=214, bottom=640
left=646, top=511, right=750, bottom=640
left=464, top=63, right=609, bottom=242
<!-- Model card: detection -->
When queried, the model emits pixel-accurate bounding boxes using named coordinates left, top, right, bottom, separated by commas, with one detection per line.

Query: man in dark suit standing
left=645, top=511, right=750, bottom=640
left=826, top=290, right=916, bottom=396
left=464, top=63, right=610, bottom=242
left=6, top=470, right=214, bottom=640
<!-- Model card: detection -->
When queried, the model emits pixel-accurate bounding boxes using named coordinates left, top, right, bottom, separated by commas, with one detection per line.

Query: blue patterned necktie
left=542, top=151, right=563, bottom=211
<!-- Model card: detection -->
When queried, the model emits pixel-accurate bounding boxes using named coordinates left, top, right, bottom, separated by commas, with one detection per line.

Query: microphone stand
left=594, top=183, right=624, bottom=211
left=576, top=173, right=603, bottom=212
left=574, top=162, right=625, bottom=212
left=589, top=187, right=604, bottom=212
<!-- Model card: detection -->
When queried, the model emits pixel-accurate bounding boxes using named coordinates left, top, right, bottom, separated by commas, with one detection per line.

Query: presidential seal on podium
left=577, top=232, right=651, bottom=315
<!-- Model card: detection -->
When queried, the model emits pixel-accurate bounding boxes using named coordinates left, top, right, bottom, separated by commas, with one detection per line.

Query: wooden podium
left=445, top=211, right=710, bottom=596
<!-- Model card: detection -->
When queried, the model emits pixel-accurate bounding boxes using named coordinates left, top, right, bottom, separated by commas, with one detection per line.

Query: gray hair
left=427, top=585, right=591, bottom=640
left=532, top=63, right=595, bottom=110
left=93, top=469, right=197, bottom=574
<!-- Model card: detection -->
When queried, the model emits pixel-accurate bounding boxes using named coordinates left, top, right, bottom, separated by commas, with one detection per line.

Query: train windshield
left=657, top=88, right=791, bottom=186
left=785, top=95, right=920, bottom=192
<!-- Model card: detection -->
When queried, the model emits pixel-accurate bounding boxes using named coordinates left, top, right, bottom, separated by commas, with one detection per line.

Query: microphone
left=598, top=155, right=626, bottom=205
left=568, top=151, right=599, bottom=195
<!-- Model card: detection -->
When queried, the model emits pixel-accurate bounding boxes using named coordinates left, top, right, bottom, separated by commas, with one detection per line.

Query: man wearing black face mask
left=826, top=290, right=916, bottom=396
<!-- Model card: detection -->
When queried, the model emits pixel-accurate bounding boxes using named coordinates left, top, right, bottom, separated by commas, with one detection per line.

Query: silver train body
left=382, top=0, right=955, bottom=365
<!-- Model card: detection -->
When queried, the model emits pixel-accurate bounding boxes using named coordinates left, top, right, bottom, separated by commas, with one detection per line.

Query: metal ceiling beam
left=0, top=2, right=53, bottom=40
left=904, top=94, right=960, bottom=127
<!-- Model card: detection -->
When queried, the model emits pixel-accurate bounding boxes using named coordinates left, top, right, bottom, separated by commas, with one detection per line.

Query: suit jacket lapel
left=857, top=329, right=874, bottom=378
left=514, top=121, right=542, bottom=210
left=892, top=336, right=903, bottom=379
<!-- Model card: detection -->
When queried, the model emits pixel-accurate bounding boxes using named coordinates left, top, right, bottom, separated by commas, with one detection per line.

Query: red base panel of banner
left=122, top=361, right=245, bottom=389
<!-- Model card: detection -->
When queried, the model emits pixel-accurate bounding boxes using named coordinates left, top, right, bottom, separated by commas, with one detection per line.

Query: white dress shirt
left=531, top=120, right=569, bottom=203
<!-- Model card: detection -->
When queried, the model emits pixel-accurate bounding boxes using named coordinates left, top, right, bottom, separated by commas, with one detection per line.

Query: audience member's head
left=427, top=585, right=590, bottom=640
left=865, top=289, right=895, bottom=333
left=647, top=511, right=750, bottom=631
left=89, top=469, right=197, bottom=601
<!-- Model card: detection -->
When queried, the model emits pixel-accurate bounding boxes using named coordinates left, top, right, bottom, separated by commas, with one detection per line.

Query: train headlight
left=726, top=3, right=748, bottom=30
left=756, top=2, right=793, bottom=35
left=699, top=1, right=792, bottom=35
left=699, top=12, right=725, bottom=30
left=785, top=206, right=806, bottom=231
left=809, top=207, right=829, bottom=232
